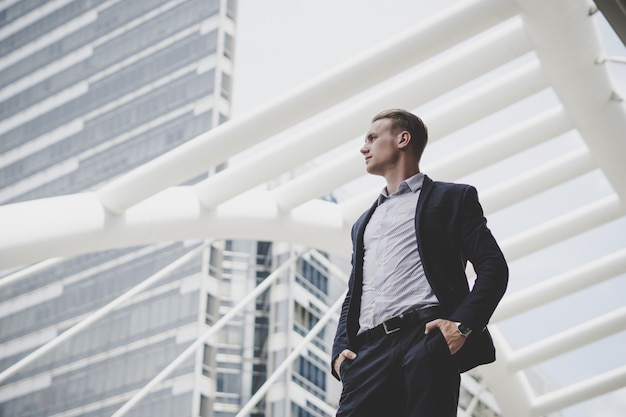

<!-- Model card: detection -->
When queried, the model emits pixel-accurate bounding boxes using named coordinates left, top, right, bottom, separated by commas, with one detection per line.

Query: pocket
left=430, top=329, right=452, bottom=358
left=339, top=356, right=353, bottom=380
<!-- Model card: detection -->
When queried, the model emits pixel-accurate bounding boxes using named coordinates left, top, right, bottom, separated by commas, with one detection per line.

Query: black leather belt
left=356, top=306, right=441, bottom=344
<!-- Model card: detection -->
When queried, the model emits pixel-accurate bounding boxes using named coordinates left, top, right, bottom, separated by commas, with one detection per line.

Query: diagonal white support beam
left=235, top=292, right=345, bottom=417
left=530, top=365, right=626, bottom=417
left=0, top=243, right=207, bottom=385
left=0, top=163, right=616, bottom=271
left=425, top=106, right=571, bottom=182
left=501, top=194, right=625, bottom=261
left=272, top=61, right=551, bottom=211
left=479, top=327, right=536, bottom=417
left=424, top=60, right=548, bottom=140
left=272, top=151, right=364, bottom=211
left=194, top=19, right=531, bottom=209
left=508, top=306, right=626, bottom=371
left=111, top=250, right=307, bottom=417
left=96, top=0, right=518, bottom=214
left=480, top=147, right=595, bottom=214
left=493, top=248, right=626, bottom=321
left=516, top=0, right=626, bottom=200
left=338, top=144, right=596, bottom=234
left=0, top=257, right=64, bottom=290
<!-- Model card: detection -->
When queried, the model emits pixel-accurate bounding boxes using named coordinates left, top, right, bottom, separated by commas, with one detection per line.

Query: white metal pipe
left=0, top=187, right=352, bottom=269
left=424, top=60, right=547, bottom=140
left=337, top=142, right=593, bottom=240
left=508, top=306, right=626, bottom=371
left=501, top=194, right=625, bottom=261
left=235, top=293, right=345, bottom=417
left=0, top=243, right=207, bottom=384
left=111, top=250, right=306, bottom=417
left=479, top=326, right=536, bottom=417
left=531, top=365, right=626, bottom=416
left=493, top=248, right=626, bottom=322
left=272, top=151, right=364, bottom=212
left=195, top=20, right=531, bottom=209
left=426, top=106, right=572, bottom=182
left=272, top=61, right=551, bottom=211
left=516, top=0, right=626, bottom=201
left=0, top=257, right=64, bottom=290
left=96, top=0, right=519, bottom=214
left=0, top=163, right=617, bottom=271
left=480, top=147, right=595, bottom=215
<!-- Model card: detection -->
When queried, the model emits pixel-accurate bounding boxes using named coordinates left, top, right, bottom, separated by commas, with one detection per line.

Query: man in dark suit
left=332, top=109, right=508, bottom=416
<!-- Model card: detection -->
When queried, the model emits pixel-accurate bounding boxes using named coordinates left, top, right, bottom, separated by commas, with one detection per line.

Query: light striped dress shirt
left=358, top=172, right=439, bottom=334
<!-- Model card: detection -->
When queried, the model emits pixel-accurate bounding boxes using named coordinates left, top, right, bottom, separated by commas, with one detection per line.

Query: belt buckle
left=382, top=318, right=400, bottom=334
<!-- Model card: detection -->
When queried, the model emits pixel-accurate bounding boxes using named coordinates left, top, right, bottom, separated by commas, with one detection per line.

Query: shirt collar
left=377, top=172, right=424, bottom=205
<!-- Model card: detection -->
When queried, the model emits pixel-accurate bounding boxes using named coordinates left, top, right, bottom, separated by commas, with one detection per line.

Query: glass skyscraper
left=0, top=1, right=240, bottom=416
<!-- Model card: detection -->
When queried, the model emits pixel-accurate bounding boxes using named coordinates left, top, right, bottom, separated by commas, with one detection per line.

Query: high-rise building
left=0, top=0, right=239, bottom=416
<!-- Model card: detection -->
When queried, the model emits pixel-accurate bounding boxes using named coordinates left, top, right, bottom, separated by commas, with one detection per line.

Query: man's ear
left=398, top=131, right=411, bottom=150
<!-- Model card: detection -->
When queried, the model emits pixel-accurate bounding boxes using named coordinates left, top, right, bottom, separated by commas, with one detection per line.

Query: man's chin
left=365, top=165, right=378, bottom=175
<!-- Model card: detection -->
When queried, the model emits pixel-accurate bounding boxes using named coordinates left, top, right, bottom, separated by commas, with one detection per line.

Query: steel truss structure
left=1, top=0, right=625, bottom=416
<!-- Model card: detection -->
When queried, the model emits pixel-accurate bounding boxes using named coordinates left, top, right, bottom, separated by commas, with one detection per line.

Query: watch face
left=458, top=324, right=472, bottom=336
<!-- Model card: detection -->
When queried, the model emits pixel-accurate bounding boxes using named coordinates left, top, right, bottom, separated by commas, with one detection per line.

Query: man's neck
left=385, top=167, right=421, bottom=195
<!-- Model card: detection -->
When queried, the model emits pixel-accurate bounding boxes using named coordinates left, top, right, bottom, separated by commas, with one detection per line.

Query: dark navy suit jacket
left=331, top=175, right=508, bottom=379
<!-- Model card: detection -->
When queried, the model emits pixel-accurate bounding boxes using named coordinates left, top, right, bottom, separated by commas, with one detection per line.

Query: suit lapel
left=347, top=200, right=378, bottom=337
left=356, top=200, right=377, bottom=253
left=414, top=175, right=433, bottom=237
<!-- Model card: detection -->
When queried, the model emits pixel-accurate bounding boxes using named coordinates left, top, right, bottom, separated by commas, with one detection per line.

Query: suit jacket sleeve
left=330, top=222, right=358, bottom=380
left=448, top=185, right=508, bottom=330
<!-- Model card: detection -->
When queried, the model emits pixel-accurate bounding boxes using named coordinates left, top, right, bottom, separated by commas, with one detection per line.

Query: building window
left=226, top=0, right=236, bottom=20
left=203, top=344, right=215, bottom=378
left=206, top=293, right=217, bottom=325
left=220, top=72, right=232, bottom=100
left=217, top=371, right=241, bottom=394
left=300, top=258, right=328, bottom=294
left=297, top=357, right=326, bottom=391
left=273, top=299, right=288, bottom=332
left=200, top=394, right=212, bottom=417
left=223, top=32, right=234, bottom=59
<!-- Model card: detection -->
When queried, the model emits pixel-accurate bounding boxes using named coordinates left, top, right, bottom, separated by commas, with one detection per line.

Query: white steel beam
left=479, top=328, right=536, bottom=417
left=0, top=243, right=207, bottom=385
left=508, top=307, right=626, bottom=371
left=272, top=62, right=553, bottom=211
left=493, top=248, right=626, bottom=322
left=0, top=257, right=64, bottom=291
left=501, top=195, right=625, bottom=261
left=235, top=294, right=345, bottom=417
left=111, top=250, right=306, bottom=417
left=515, top=0, right=626, bottom=200
left=530, top=365, right=626, bottom=417
left=337, top=148, right=602, bottom=240
left=425, top=107, right=571, bottom=182
left=0, top=187, right=351, bottom=269
left=194, top=20, right=531, bottom=209
left=480, top=147, right=595, bottom=214
left=96, top=0, right=518, bottom=214
left=423, top=60, right=547, bottom=140
left=0, top=170, right=619, bottom=271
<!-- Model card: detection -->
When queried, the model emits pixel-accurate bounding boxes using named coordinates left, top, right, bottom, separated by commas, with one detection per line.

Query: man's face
left=360, top=118, right=401, bottom=176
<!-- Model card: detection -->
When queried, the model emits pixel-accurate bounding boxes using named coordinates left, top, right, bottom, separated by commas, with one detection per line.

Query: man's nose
left=360, top=144, right=368, bottom=154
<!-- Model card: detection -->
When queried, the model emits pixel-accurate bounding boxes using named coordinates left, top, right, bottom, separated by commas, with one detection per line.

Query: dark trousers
left=336, top=322, right=460, bottom=417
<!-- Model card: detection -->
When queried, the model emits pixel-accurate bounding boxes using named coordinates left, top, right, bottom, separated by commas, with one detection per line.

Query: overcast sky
left=230, top=1, right=626, bottom=416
